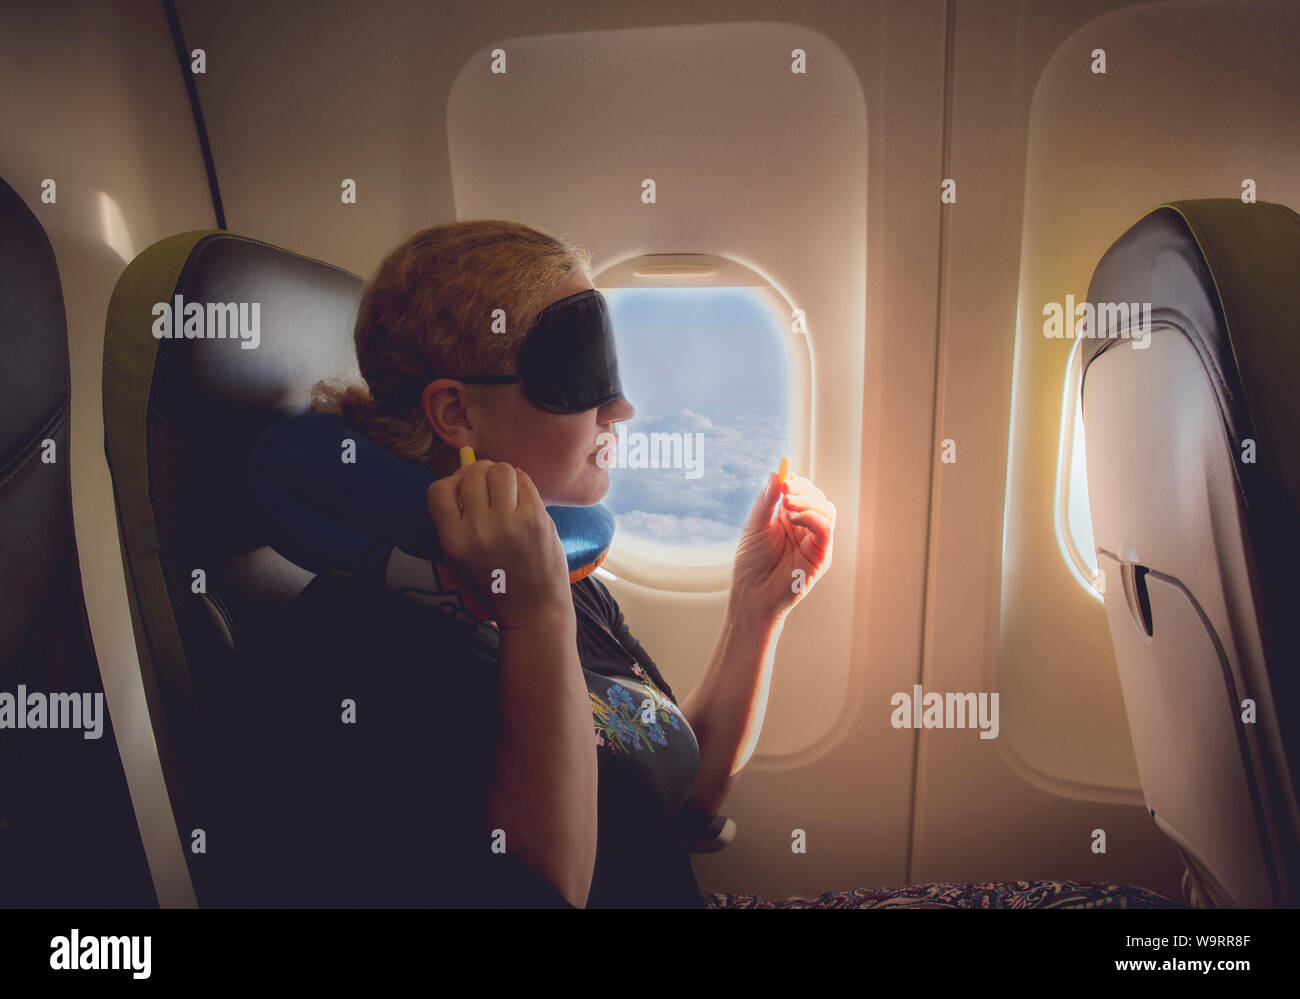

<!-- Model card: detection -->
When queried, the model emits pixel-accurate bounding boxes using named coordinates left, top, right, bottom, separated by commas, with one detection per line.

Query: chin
left=576, top=467, right=610, bottom=506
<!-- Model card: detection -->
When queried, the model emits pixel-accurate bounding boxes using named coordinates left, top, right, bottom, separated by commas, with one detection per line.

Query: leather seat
left=102, top=230, right=363, bottom=905
left=0, top=175, right=153, bottom=906
left=1081, top=198, right=1300, bottom=907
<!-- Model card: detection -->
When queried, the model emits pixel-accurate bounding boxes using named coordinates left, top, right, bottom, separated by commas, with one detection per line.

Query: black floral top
left=571, top=575, right=704, bottom=908
left=245, top=570, right=706, bottom=908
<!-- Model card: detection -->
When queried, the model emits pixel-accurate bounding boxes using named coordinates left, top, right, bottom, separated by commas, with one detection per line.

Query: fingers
left=798, top=529, right=831, bottom=570
left=780, top=506, right=833, bottom=564
left=514, top=466, right=544, bottom=513
left=783, top=506, right=832, bottom=534
left=430, top=455, right=540, bottom=533
left=778, top=504, right=834, bottom=558
left=780, top=473, right=823, bottom=500
left=781, top=491, right=836, bottom=520
left=451, top=459, right=530, bottom=516
left=780, top=499, right=832, bottom=546
left=485, top=461, right=518, bottom=511
left=742, top=472, right=781, bottom=533
left=427, top=478, right=461, bottom=528
left=455, top=459, right=493, bottom=518
left=779, top=477, right=836, bottom=520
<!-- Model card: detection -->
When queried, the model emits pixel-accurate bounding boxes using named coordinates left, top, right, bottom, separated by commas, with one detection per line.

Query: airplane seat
left=1081, top=198, right=1300, bottom=908
left=102, top=230, right=362, bottom=904
left=0, top=174, right=154, bottom=906
left=103, top=229, right=735, bottom=906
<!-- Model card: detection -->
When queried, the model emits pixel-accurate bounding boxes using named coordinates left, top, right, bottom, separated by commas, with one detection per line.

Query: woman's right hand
left=425, top=459, right=573, bottom=631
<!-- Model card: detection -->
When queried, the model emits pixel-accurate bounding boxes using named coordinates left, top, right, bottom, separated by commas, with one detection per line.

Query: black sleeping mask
left=452, top=288, right=625, bottom=414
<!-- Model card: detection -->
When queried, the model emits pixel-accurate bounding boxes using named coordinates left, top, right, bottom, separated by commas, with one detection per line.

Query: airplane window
left=599, top=286, right=792, bottom=568
left=1067, top=392, right=1097, bottom=574
left=1056, top=340, right=1102, bottom=601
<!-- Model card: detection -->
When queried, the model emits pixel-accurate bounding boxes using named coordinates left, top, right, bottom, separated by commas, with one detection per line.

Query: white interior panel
left=445, top=22, right=866, bottom=758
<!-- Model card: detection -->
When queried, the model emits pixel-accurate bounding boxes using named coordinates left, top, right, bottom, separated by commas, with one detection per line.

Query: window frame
left=593, top=252, right=812, bottom=593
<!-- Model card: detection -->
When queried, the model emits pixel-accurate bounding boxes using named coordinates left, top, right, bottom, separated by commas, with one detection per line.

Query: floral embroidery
left=590, top=675, right=683, bottom=754
left=630, top=663, right=680, bottom=730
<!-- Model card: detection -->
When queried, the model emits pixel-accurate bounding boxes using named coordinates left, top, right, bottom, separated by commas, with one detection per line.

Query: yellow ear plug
left=460, top=446, right=476, bottom=467
left=777, top=456, right=790, bottom=483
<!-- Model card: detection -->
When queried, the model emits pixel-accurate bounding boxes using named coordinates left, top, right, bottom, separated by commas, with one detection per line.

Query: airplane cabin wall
left=5, top=0, right=1291, bottom=906
left=177, top=0, right=1205, bottom=902
left=973, top=0, right=1298, bottom=897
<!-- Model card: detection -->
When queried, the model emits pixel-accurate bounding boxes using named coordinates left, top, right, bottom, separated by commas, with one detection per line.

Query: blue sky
left=601, top=287, right=791, bottom=552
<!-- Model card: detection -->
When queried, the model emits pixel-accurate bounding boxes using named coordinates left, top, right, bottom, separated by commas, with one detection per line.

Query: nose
left=601, top=395, right=635, bottom=425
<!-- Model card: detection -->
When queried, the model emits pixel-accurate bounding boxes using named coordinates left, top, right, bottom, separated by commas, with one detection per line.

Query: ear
left=420, top=378, right=475, bottom=449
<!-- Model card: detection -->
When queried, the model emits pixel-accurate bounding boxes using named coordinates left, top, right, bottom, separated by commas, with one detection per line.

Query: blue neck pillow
left=246, top=411, right=615, bottom=624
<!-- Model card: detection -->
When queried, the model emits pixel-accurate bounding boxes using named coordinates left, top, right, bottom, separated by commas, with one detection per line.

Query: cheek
left=514, top=410, right=598, bottom=472
left=559, top=416, right=597, bottom=456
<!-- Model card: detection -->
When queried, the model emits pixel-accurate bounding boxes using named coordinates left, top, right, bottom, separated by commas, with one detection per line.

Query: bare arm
left=680, top=597, right=785, bottom=819
left=681, top=470, right=835, bottom=819
left=426, top=459, right=598, bottom=909
left=482, top=606, right=598, bottom=908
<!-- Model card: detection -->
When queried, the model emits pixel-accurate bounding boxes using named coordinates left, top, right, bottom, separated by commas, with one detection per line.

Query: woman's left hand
left=731, top=467, right=835, bottom=621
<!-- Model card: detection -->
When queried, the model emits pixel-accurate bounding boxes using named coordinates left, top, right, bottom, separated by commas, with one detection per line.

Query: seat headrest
left=0, top=175, right=75, bottom=670
left=0, top=176, right=67, bottom=467
left=105, top=231, right=364, bottom=578
left=1083, top=199, right=1300, bottom=524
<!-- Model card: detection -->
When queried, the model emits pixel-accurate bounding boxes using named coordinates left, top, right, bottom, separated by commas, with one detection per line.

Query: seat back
left=1081, top=199, right=1300, bottom=907
left=0, top=175, right=153, bottom=905
left=102, top=230, right=362, bottom=904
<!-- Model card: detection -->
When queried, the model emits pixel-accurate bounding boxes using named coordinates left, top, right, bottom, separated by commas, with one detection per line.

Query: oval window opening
left=600, top=285, right=793, bottom=569
left=1056, top=340, right=1102, bottom=600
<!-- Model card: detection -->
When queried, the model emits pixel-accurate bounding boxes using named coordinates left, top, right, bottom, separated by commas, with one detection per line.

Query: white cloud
left=606, top=408, right=789, bottom=548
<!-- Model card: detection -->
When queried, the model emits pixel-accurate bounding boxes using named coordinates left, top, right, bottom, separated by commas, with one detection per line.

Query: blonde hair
left=311, top=219, right=592, bottom=466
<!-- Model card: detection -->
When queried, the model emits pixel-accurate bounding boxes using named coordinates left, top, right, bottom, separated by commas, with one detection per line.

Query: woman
left=255, top=220, right=836, bottom=908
